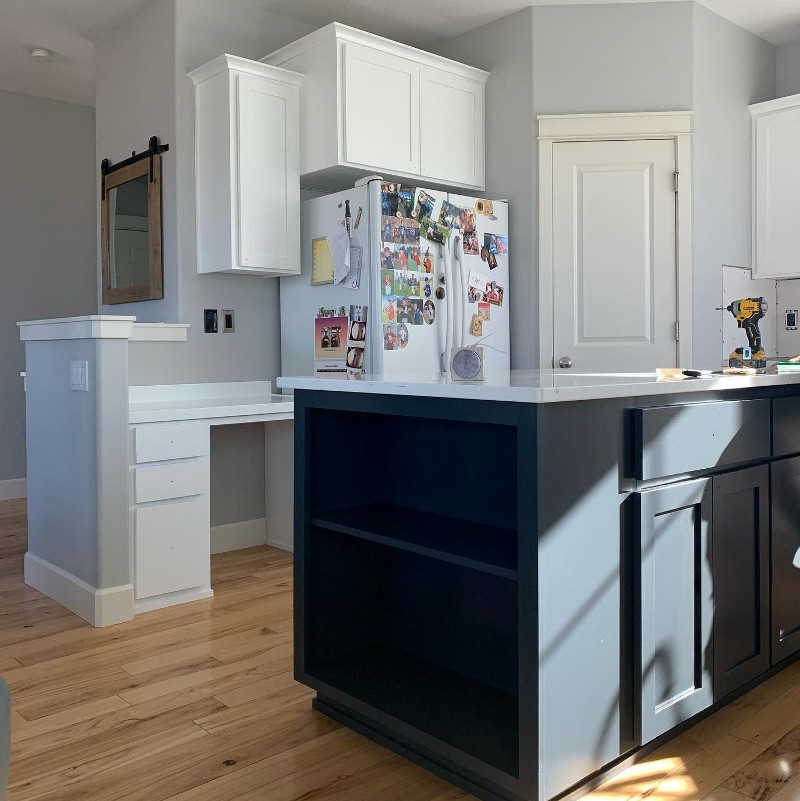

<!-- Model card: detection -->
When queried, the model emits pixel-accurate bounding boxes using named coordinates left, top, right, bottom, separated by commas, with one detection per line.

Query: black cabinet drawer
left=634, top=400, right=770, bottom=481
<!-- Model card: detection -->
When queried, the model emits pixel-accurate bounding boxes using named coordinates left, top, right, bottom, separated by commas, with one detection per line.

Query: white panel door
left=754, top=107, right=800, bottom=278
left=343, top=42, right=420, bottom=175
left=420, top=69, right=484, bottom=189
left=552, top=139, right=678, bottom=372
left=236, top=72, right=300, bottom=273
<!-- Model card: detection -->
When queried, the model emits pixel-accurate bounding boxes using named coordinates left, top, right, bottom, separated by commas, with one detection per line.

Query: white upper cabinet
left=420, top=67, right=485, bottom=189
left=189, top=55, right=302, bottom=276
left=343, top=42, right=420, bottom=175
left=262, top=24, right=488, bottom=192
left=751, top=95, right=800, bottom=279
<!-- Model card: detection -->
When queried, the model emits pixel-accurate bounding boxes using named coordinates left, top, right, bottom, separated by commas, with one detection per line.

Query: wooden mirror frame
left=101, top=154, right=164, bottom=305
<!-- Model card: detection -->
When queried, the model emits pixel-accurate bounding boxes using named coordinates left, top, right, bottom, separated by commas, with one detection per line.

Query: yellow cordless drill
left=721, top=297, right=768, bottom=369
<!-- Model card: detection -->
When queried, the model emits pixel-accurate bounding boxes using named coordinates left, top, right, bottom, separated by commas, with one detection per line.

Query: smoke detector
left=29, top=48, right=55, bottom=63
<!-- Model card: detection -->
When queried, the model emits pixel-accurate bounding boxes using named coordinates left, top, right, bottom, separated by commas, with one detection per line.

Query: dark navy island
left=277, top=369, right=800, bottom=801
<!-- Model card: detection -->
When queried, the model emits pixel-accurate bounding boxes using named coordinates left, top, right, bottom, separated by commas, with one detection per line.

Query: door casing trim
left=538, top=111, right=694, bottom=370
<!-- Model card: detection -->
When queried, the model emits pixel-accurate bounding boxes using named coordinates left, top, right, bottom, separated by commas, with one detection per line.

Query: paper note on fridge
left=342, top=245, right=363, bottom=290
left=468, top=270, right=487, bottom=292
left=327, top=227, right=352, bottom=285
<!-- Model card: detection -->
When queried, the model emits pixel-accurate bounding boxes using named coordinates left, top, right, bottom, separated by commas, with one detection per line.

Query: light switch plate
left=69, top=360, right=89, bottom=392
left=221, top=309, right=235, bottom=333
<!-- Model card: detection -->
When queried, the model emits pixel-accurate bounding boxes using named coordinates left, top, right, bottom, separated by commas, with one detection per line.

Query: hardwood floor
left=2, top=499, right=800, bottom=801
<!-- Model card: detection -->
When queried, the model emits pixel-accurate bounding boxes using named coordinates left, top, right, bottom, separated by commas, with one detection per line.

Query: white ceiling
left=1, top=0, right=800, bottom=107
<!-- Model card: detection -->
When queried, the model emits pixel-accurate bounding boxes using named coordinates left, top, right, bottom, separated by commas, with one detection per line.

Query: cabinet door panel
left=236, top=72, right=300, bottom=273
left=772, top=457, right=800, bottom=662
left=712, top=466, right=769, bottom=699
left=754, top=108, right=800, bottom=278
left=639, top=479, right=713, bottom=744
left=420, top=68, right=484, bottom=188
left=343, top=42, right=419, bottom=174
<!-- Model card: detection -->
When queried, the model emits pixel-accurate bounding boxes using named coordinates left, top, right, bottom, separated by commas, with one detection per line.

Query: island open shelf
left=305, top=527, right=519, bottom=776
left=312, top=502, right=518, bottom=579
left=296, top=397, right=526, bottom=787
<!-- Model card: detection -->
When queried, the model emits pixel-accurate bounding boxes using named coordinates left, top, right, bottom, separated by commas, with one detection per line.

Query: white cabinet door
left=552, top=138, right=678, bottom=372
left=343, top=42, right=420, bottom=175
left=754, top=106, right=800, bottom=279
left=420, top=68, right=484, bottom=189
left=236, top=72, right=300, bottom=274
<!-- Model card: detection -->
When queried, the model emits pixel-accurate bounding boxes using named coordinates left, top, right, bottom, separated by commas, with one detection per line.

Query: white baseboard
left=266, top=531, right=294, bottom=552
left=211, top=518, right=267, bottom=554
left=0, top=478, right=26, bottom=502
left=24, top=552, right=134, bottom=627
left=134, top=586, right=214, bottom=615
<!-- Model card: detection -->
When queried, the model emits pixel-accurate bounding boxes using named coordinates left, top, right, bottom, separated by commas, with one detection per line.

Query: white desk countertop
left=129, top=381, right=294, bottom=424
left=278, top=370, right=800, bottom=404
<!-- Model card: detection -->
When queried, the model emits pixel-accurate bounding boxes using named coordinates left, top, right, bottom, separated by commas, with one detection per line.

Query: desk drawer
left=133, top=423, right=208, bottom=464
left=134, top=460, right=208, bottom=504
left=634, top=399, right=770, bottom=481
left=135, top=498, right=209, bottom=599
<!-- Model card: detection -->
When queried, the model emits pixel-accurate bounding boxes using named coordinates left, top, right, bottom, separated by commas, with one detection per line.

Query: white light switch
left=70, top=361, right=89, bottom=392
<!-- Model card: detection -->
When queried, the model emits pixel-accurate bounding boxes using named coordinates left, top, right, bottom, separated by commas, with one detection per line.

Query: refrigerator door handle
left=452, top=235, right=466, bottom=350
left=441, top=241, right=453, bottom=373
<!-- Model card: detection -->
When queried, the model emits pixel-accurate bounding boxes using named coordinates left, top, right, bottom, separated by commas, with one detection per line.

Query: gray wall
left=692, top=5, right=776, bottom=368
left=25, top=337, right=130, bottom=590
left=434, top=8, right=536, bottom=370
left=95, top=0, right=179, bottom=324
left=0, top=90, right=96, bottom=484
left=777, top=41, right=800, bottom=97
left=531, top=1, right=694, bottom=116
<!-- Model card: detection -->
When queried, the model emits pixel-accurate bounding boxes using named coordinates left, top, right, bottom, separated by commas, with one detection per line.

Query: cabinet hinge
left=675, top=321, right=680, bottom=341
left=674, top=172, right=680, bottom=194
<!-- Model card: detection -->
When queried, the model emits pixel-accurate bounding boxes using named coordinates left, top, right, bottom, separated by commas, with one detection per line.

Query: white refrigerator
left=280, top=180, right=510, bottom=381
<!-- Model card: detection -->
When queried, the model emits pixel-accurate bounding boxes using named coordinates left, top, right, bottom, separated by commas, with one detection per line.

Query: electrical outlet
left=204, top=309, right=218, bottom=333
left=69, top=361, right=89, bottom=392
left=787, top=309, right=798, bottom=331
left=221, top=309, right=235, bottom=333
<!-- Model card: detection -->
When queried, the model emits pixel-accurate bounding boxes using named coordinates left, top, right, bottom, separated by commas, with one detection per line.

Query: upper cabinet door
left=236, top=72, right=300, bottom=274
left=420, top=68, right=485, bottom=189
left=753, top=101, right=800, bottom=279
left=343, top=42, right=420, bottom=175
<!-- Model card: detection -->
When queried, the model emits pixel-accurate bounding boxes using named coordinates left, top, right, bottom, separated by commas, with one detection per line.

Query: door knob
left=558, top=356, right=573, bottom=369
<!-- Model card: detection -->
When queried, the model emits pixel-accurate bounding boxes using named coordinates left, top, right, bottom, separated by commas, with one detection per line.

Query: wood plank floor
left=2, top=500, right=800, bottom=801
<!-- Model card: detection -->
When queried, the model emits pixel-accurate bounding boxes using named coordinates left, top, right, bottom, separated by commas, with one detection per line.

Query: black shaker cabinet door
left=712, top=465, right=770, bottom=700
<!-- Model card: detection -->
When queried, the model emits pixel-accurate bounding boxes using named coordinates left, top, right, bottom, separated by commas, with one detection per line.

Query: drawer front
left=135, top=499, right=209, bottom=599
left=634, top=399, right=770, bottom=481
left=134, top=460, right=208, bottom=504
left=133, top=423, right=208, bottom=464
left=773, top=397, right=800, bottom=458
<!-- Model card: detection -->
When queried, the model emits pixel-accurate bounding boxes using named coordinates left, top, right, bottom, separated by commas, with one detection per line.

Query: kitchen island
left=278, top=370, right=800, bottom=801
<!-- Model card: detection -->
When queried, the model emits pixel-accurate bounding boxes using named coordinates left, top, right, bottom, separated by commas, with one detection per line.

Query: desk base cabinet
left=130, top=421, right=212, bottom=610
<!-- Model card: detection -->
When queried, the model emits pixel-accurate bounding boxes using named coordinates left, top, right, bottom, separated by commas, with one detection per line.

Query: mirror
left=101, top=154, right=164, bottom=304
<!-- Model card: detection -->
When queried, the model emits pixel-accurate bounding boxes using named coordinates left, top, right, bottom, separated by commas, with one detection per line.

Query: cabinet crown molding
left=750, top=93, right=800, bottom=116
left=262, top=21, right=489, bottom=84
left=188, top=53, right=303, bottom=86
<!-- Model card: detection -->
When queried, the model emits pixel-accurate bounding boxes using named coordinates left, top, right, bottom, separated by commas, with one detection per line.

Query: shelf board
left=310, top=645, right=519, bottom=777
left=312, top=503, right=517, bottom=580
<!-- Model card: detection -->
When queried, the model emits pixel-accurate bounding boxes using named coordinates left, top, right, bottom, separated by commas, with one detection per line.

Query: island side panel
left=536, top=397, right=635, bottom=800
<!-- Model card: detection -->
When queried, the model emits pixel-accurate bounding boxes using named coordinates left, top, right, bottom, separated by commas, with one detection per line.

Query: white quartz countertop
left=277, top=370, right=800, bottom=404
left=129, top=381, right=294, bottom=423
